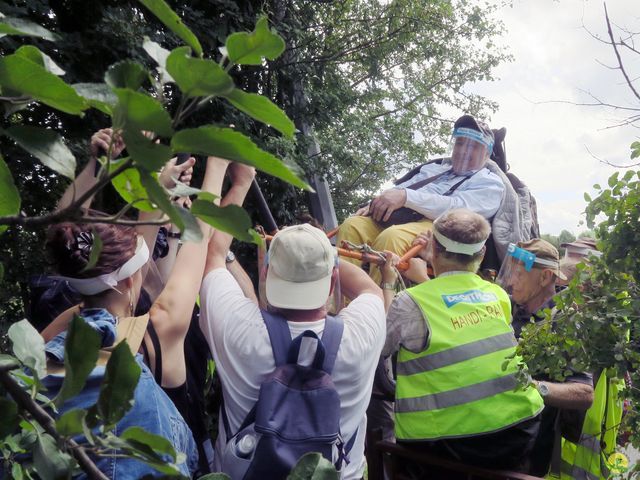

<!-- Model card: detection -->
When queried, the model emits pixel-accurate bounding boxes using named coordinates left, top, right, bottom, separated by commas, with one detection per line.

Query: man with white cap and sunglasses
left=383, top=209, right=543, bottom=476
left=497, top=239, right=594, bottom=477
left=337, top=114, right=505, bottom=284
left=199, top=218, right=385, bottom=479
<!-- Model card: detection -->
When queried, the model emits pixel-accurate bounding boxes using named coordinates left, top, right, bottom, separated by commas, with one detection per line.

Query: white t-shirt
left=199, top=268, right=386, bottom=479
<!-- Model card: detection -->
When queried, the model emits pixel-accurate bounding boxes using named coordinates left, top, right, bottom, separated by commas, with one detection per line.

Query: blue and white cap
left=452, top=114, right=494, bottom=152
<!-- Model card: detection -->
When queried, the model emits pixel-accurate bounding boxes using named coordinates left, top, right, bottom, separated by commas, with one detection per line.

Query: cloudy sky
left=469, top=0, right=639, bottom=235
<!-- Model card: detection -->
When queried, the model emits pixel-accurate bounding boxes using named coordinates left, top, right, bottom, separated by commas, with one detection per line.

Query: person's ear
left=121, top=276, right=134, bottom=291
left=541, top=269, right=554, bottom=286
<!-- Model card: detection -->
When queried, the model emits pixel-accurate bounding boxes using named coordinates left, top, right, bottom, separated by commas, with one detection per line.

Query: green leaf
left=631, top=141, right=640, bottom=160
left=138, top=0, right=203, bottom=57
left=226, top=16, right=285, bottom=65
left=56, top=409, right=87, bottom=437
left=223, top=89, right=294, bottom=138
left=166, top=46, right=233, bottom=97
left=4, top=125, right=76, bottom=180
left=191, top=200, right=255, bottom=243
left=286, top=452, right=339, bottom=480
left=174, top=205, right=203, bottom=243
left=110, top=163, right=155, bottom=212
left=99, top=433, right=183, bottom=475
left=142, top=37, right=174, bottom=84
left=120, top=426, right=177, bottom=462
left=72, top=83, right=117, bottom=116
left=8, top=320, right=46, bottom=379
left=105, top=60, right=148, bottom=90
left=139, top=170, right=185, bottom=232
left=0, top=54, right=87, bottom=115
left=0, top=17, right=61, bottom=41
left=113, top=89, right=173, bottom=138
left=0, top=353, right=20, bottom=371
left=54, top=315, right=101, bottom=406
left=583, top=192, right=591, bottom=203
left=0, top=154, right=20, bottom=235
left=122, top=129, right=172, bottom=172
left=0, top=397, right=19, bottom=438
left=168, top=178, right=204, bottom=198
left=96, top=341, right=141, bottom=429
left=33, top=433, right=74, bottom=480
left=11, top=463, right=24, bottom=480
left=171, top=126, right=310, bottom=190
left=15, top=46, right=65, bottom=75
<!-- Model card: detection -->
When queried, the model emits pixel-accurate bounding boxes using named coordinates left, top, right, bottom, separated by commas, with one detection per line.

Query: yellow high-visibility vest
left=395, top=272, right=544, bottom=440
left=550, top=370, right=625, bottom=480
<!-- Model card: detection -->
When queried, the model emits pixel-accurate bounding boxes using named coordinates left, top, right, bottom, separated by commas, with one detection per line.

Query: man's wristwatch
left=536, top=381, right=549, bottom=398
left=381, top=282, right=396, bottom=291
left=225, top=250, right=236, bottom=263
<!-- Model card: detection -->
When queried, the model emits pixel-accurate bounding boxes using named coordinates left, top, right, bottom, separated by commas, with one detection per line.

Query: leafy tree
left=269, top=0, right=509, bottom=218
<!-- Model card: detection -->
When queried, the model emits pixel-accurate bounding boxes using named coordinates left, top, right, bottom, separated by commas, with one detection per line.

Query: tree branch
left=0, top=158, right=136, bottom=229
left=0, top=369, right=108, bottom=480
left=604, top=3, right=640, bottom=101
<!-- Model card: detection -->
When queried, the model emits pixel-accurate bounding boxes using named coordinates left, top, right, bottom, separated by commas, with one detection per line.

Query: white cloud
left=468, top=0, right=639, bottom=235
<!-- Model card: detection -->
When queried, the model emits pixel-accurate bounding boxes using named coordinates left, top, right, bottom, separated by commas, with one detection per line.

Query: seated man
left=497, top=239, right=594, bottom=476
left=384, top=209, right=543, bottom=477
left=337, top=114, right=505, bottom=283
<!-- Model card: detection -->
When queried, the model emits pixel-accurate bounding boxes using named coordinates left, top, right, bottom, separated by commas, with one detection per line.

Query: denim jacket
left=42, top=309, right=198, bottom=478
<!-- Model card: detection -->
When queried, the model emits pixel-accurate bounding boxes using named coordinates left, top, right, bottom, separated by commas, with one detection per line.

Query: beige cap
left=517, top=238, right=567, bottom=281
left=266, top=224, right=336, bottom=310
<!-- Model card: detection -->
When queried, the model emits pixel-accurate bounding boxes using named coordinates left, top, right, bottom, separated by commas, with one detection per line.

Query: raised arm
left=147, top=156, right=228, bottom=387
left=56, top=128, right=125, bottom=212
left=338, top=260, right=383, bottom=301
left=203, top=163, right=256, bottom=277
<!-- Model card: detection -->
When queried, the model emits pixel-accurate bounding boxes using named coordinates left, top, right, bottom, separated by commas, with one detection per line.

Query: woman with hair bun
left=41, top=146, right=251, bottom=477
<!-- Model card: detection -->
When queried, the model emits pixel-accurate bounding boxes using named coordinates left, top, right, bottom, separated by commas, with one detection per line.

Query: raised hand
left=90, top=128, right=125, bottom=159
left=159, top=156, right=196, bottom=190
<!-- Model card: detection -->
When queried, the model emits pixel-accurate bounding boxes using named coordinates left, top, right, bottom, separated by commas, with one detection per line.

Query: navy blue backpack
left=219, top=311, right=356, bottom=479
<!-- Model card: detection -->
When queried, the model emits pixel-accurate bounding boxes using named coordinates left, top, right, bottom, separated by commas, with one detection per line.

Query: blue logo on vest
left=442, top=290, right=498, bottom=307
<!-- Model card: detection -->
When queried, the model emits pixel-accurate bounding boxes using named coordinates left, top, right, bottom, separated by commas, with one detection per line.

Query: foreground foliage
left=0, top=1, right=327, bottom=477
left=516, top=159, right=640, bottom=473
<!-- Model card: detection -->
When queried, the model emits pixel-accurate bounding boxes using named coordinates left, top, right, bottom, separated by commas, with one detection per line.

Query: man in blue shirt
left=337, top=114, right=505, bottom=284
left=498, top=239, right=594, bottom=476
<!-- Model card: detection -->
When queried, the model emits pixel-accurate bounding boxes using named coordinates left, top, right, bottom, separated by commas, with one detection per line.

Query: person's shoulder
left=479, top=167, right=506, bottom=187
left=340, top=293, right=385, bottom=328
left=345, top=293, right=385, bottom=314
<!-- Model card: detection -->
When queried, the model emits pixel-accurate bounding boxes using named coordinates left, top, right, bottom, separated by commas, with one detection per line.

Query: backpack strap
left=261, top=310, right=292, bottom=367
left=287, top=330, right=326, bottom=370
left=319, top=315, right=344, bottom=374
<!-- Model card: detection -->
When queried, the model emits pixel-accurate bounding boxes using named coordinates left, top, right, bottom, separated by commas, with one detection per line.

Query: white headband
left=54, top=236, right=149, bottom=295
left=433, top=229, right=486, bottom=255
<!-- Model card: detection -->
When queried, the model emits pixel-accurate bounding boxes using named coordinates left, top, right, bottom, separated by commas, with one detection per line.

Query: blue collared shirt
left=397, top=162, right=505, bottom=220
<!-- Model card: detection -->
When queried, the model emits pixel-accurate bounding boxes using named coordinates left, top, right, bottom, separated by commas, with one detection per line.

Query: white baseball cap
left=266, top=224, right=336, bottom=310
